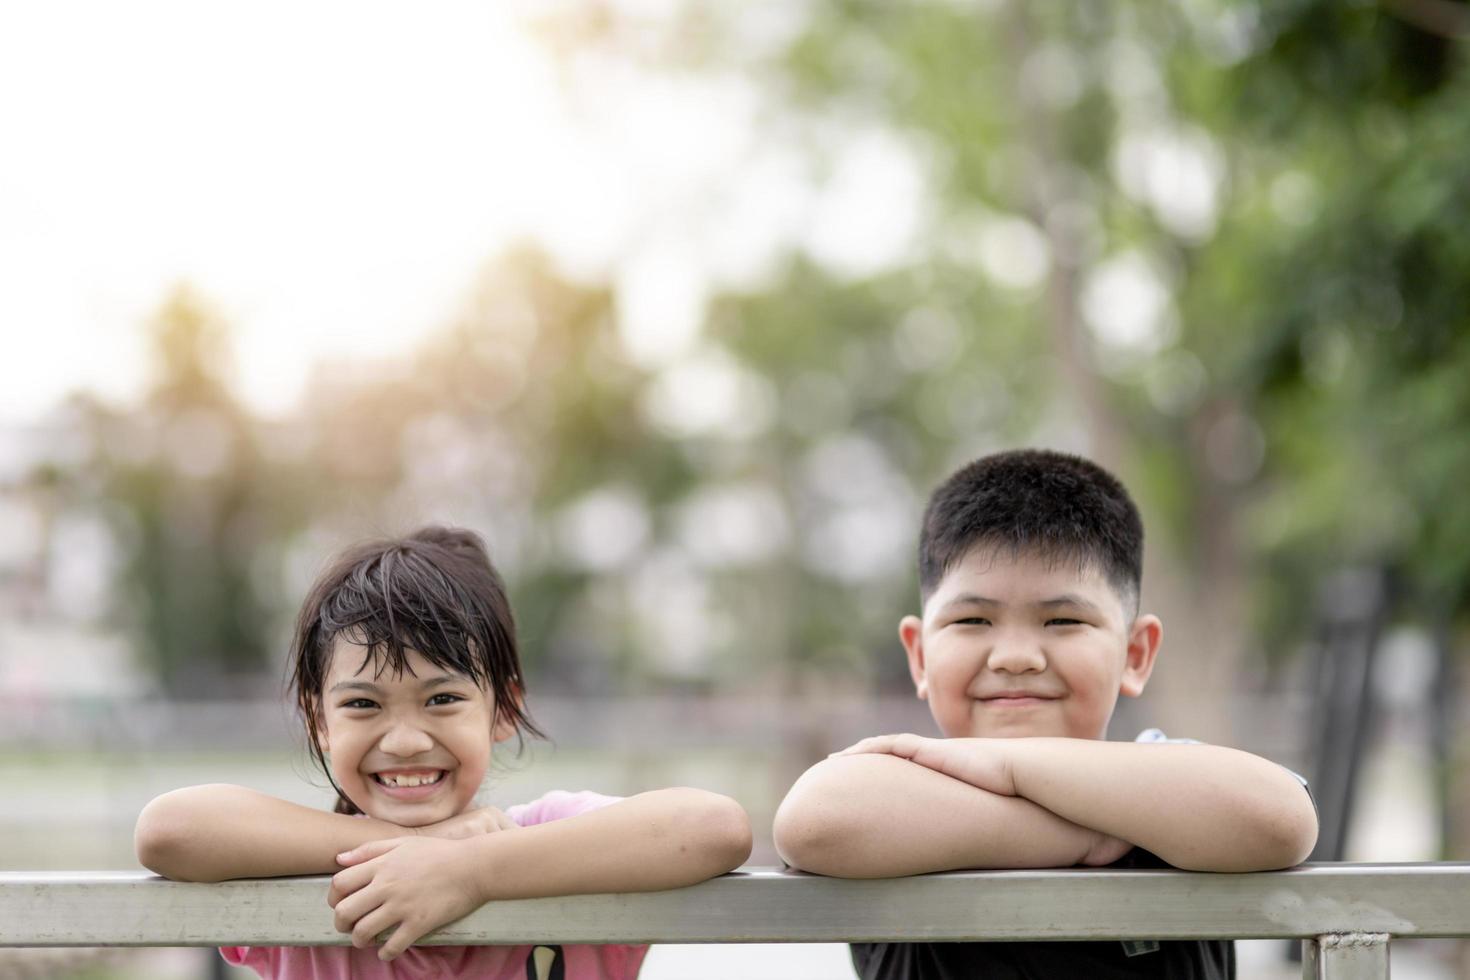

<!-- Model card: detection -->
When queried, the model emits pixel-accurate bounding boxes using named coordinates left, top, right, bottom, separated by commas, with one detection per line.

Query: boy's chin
left=950, top=715, right=1106, bottom=740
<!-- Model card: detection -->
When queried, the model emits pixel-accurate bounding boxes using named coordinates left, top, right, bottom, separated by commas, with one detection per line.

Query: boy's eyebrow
left=937, top=593, right=1000, bottom=611
left=328, top=674, right=462, bottom=694
left=936, top=594, right=1105, bottom=614
left=1036, top=594, right=1105, bottom=613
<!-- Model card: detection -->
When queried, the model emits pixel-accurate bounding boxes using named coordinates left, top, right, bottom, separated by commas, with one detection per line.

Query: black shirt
left=850, top=849, right=1234, bottom=980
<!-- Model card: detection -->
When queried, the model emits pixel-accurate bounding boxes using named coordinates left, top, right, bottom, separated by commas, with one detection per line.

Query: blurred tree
left=86, top=287, right=300, bottom=698
left=536, top=0, right=1470, bottom=748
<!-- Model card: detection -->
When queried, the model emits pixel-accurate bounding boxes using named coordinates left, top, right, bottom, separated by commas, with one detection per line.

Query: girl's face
left=318, top=639, right=514, bottom=827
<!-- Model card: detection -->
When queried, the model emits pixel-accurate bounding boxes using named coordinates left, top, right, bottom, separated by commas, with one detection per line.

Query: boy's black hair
left=918, top=449, right=1144, bottom=615
left=289, top=526, right=543, bottom=815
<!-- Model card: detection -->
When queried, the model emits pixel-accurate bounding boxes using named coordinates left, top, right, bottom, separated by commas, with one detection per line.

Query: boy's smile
left=320, top=641, right=512, bottom=826
left=900, top=548, right=1160, bottom=741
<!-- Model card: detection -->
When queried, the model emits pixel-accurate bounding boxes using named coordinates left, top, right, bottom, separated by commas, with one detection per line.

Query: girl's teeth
left=380, top=772, right=441, bottom=787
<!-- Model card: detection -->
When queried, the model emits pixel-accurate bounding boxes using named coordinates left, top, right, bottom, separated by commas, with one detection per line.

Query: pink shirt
left=221, top=790, right=650, bottom=980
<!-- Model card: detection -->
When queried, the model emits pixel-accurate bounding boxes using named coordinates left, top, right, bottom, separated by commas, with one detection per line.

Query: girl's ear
left=491, top=690, right=523, bottom=744
left=1119, top=614, right=1162, bottom=698
left=311, top=701, right=330, bottom=753
left=899, top=615, right=929, bottom=701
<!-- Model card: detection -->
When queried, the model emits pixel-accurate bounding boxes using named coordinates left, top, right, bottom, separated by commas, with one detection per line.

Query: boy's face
left=318, top=640, right=515, bottom=827
left=900, top=547, right=1160, bottom=741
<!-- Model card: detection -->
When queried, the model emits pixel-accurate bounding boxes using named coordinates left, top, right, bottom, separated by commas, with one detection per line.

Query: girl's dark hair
left=918, top=449, right=1144, bottom=615
left=289, top=526, right=543, bottom=814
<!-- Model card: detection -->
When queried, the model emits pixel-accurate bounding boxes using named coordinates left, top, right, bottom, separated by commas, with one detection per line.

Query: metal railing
left=5, top=864, right=1467, bottom=979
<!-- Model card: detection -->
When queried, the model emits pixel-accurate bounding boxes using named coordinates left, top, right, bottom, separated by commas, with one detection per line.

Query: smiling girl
left=135, top=526, right=751, bottom=977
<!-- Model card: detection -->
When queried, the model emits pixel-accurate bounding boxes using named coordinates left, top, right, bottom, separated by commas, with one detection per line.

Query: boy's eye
left=341, top=698, right=378, bottom=710
left=1046, top=618, right=1084, bottom=627
left=955, top=616, right=991, bottom=626
left=427, top=693, right=465, bottom=707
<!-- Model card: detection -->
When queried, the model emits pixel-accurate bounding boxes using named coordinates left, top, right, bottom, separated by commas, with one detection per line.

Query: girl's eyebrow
left=328, top=674, right=461, bottom=694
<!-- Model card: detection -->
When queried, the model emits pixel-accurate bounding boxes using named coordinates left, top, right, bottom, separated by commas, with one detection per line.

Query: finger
left=332, top=887, right=384, bottom=937
left=337, top=837, right=404, bottom=867
left=351, top=903, right=400, bottom=950
left=888, top=733, right=927, bottom=758
left=379, top=918, right=427, bottom=961
left=834, top=736, right=894, bottom=756
left=327, top=861, right=379, bottom=908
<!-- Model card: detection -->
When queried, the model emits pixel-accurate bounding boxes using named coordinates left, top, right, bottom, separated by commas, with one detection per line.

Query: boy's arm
left=772, top=753, right=1130, bottom=878
left=327, top=787, right=752, bottom=960
left=841, top=735, right=1318, bottom=872
left=134, top=784, right=513, bottom=881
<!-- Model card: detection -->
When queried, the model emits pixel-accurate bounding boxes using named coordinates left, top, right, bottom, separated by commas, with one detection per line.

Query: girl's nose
left=378, top=720, right=435, bottom=756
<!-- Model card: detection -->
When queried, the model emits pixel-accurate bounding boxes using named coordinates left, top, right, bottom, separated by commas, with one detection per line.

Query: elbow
left=1255, top=802, right=1319, bottom=871
left=669, top=788, right=752, bottom=877
left=1176, top=798, right=1320, bottom=873
left=134, top=787, right=227, bottom=882
left=772, top=784, right=860, bottom=877
left=772, top=795, right=827, bottom=873
left=773, top=756, right=897, bottom=878
left=1233, top=780, right=1320, bottom=872
left=134, top=793, right=192, bottom=880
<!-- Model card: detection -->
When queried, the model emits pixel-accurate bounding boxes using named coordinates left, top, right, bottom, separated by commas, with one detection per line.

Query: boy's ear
left=1119, top=614, right=1162, bottom=698
left=899, top=615, right=929, bottom=701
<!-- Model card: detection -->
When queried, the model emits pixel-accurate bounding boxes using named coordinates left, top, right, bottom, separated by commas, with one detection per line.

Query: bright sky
left=0, top=0, right=927, bottom=422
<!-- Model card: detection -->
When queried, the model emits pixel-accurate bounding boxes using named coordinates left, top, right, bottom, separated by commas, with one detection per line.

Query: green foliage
left=46, top=0, right=1470, bottom=700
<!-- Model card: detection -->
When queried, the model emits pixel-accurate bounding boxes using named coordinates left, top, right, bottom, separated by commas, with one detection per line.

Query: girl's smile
left=370, top=769, right=449, bottom=801
left=320, top=640, right=512, bottom=826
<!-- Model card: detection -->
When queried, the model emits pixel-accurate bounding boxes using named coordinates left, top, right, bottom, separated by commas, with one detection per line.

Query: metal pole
left=1303, top=933, right=1390, bottom=980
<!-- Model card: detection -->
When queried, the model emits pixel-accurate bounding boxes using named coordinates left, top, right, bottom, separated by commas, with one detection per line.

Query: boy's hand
left=836, top=734, right=1017, bottom=797
left=1081, top=830, right=1134, bottom=867
left=412, top=805, right=518, bottom=841
left=329, top=837, right=487, bottom=961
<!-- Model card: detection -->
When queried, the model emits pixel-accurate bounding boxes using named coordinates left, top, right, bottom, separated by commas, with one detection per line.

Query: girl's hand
left=413, top=805, right=518, bottom=840
left=328, top=837, right=488, bottom=961
left=835, top=734, right=1017, bottom=797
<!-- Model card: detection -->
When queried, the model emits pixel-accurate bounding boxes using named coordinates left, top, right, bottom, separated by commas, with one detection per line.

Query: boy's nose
left=986, top=637, right=1047, bottom=674
left=378, top=721, right=435, bottom=756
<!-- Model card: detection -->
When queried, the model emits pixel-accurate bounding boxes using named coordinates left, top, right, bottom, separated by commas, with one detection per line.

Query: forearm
left=135, top=784, right=411, bottom=881
left=774, top=754, right=1110, bottom=878
left=461, top=788, right=751, bottom=900
left=1006, top=739, right=1318, bottom=871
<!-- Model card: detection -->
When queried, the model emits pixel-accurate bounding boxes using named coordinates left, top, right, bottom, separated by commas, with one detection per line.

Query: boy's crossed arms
left=775, top=734, right=1317, bottom=877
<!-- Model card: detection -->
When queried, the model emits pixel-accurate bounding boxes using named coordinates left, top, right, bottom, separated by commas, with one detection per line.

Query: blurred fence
left=0, top=692, right=1312, bottom=755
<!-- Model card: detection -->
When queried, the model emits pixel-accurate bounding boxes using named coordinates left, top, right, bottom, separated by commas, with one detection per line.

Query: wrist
left=1000, top=736, right=1065, bottom=800
left=463, top=829, right=505, bottom=904
left=971, top=737, right=1022, bottom=798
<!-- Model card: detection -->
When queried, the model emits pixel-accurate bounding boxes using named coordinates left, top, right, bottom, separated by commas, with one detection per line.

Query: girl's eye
left=427, top=693, right=465, bottom=707
left=342, top=698, right=377, bottom=710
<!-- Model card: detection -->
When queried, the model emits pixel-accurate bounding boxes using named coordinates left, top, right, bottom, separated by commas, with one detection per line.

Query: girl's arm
left=327, top=787, right=752, bottom=960
left=135, top=784, right=511, bottom=882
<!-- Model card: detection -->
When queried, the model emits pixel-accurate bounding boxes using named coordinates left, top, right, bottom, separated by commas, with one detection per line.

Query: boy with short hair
left=773, top=448, right=1317, bottom=979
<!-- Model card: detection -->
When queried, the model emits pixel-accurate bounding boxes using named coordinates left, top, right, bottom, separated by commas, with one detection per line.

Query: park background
left=2, top=1, right=1469, bottom=977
